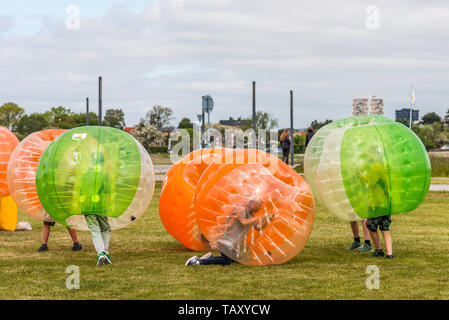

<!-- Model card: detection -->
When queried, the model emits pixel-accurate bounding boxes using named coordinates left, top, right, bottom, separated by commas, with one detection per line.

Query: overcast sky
left=0, top=0, right=448, bottom=128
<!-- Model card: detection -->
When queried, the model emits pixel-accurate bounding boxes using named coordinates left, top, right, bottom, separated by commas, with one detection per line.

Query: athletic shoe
left=385, top=254, right=395, bottom=259
left=345, top=241, right=362, bottom=250
left=358, top=243, right=373, bottom=253
left=72, top=243, right=83, bottom=252
left=104, top=252, right=112, bottom=264
left=372, top=250, right=385, bottom=258
left=97, top=253, right=106, bottom=266
left=185, top=256, right=200, bottom=266
left=200, top=252, right=212, bottom=259
left=37, top=244, right=48, bottom=252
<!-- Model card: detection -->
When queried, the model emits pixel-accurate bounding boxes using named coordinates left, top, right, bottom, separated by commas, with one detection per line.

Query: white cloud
left=0, top=0, right=449, bottom=128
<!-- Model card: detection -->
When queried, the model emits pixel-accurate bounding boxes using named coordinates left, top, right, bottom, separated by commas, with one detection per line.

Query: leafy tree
left=396, top=119, right=410, bottom=127
left=294, top=133, right=306, bottom=154
left=131, top=122, right=164, bottom=152
left=143, top=105, right=174, bottom=129
left=421, top=112, right=441, bottom=125
left=412, top=125, right=437, bottom=150
left=104, top=109, right=126, bottom=130
left=178, top=117, right=193, bottom=129
left=73, top=112, right=100, bottom=127
left=444, top=109, right=449, bottom=122
left=0, top=102, right=25, bottom=131
left=46, top=106, right=75, bottom=129
left=311, top=119, right=333, bottom=131
left=244, top=111, right=279, bottom=130
left=15, top=113, right=50, bottom=140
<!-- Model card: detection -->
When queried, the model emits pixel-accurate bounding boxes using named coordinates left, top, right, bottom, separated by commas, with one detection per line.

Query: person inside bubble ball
left=185, top=197, right=273, bottom=266
left=37, top=213, right=83, bottom=252
left=80, top=151, right=113, bottom=266
left=359, top=160, right=394, bottom=259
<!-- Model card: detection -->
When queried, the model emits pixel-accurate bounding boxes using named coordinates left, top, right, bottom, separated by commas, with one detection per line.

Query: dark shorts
left=367, top=215, right=391, bottom=232
left=43, top=221, right=56, bottom=227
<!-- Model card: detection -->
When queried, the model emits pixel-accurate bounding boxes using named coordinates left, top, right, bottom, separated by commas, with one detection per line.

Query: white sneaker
left=200, top=252, right=212, bottom=259
left=185, top=256, right=200, bottom=266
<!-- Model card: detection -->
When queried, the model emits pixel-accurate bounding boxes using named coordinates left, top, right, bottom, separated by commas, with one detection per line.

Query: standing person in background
left=280, top=130, right=291, bottom=165
left=305, top=127, right=315, bottom=149
left=81, top=152, right=112, bottom=266
left=346, top=220, right=373, bottom=252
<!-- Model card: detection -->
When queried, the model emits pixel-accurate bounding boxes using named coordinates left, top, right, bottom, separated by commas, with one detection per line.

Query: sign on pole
left=202, top=95, right=214, bottom=112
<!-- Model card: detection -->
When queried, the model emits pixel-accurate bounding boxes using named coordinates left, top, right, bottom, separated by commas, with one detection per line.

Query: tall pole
left=252, top=81, right=256, bottom=148
left=409, top=85, right=414, bottom=129
left=86, top=97, right=90, bottom=126
left=290, top=90, right=294, bottom=166
left=202, top=111, right=205, bottom=147
left=99, top=76, right=103, bottom=126
left=207, top=111, right=211, bottom=147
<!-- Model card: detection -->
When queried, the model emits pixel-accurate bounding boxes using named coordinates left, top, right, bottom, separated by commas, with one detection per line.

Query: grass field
left=1, top=182, right=449, bottom=300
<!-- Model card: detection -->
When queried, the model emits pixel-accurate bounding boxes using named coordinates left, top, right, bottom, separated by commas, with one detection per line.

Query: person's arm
left=240, top=213, right=274, bottom=227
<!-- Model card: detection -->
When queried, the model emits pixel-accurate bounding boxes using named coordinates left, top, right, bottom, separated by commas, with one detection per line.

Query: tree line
left=0, top=102, right=126, bottom=140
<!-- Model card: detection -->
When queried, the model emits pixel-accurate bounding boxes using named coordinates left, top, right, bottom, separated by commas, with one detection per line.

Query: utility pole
left=290, top=90, right=294, bottom=166
left=86, top=97, right=90, bottom=125
left=99, top=76, right=103, bottom=126
left=409, top=85, right=415, bottom=129
left=252, top=81, right=256, bottom=148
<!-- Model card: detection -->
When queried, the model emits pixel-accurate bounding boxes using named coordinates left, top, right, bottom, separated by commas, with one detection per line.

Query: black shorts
left=367, top=215, right=391, bottom=232
left=43, top=221, right=56, bottom=227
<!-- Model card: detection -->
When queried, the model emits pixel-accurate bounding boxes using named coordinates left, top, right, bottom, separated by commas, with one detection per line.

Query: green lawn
left=150, top=153, right=173, bottom=165
left=1, top=183, right=449, bottom=300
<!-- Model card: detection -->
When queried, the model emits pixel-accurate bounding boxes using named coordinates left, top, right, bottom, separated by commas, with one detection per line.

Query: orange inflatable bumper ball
left=159, top=148, right=232, bottom=251
left=0, top=127, right=19, bottom=198
left=195, top=150, right=315, bottom=265
left=7, top=129, right=67, bottom=220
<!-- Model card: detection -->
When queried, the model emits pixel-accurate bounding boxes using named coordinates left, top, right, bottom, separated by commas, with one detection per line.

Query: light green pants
left=85, top=215, right=111, bottom=255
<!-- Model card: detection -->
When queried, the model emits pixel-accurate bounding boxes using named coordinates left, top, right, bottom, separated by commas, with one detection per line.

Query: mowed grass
left=1, top=183, right=449, bottom=300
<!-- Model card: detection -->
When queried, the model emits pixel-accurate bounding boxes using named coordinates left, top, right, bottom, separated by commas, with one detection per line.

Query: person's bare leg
left=66, top=228, right=79, bottom=243
left=382, top=231, right=393, bottom=255
left=42, top=224, right=50, bottom=245
left=370, top=231, right=382, bottom=250
left=361, top=220, right=371, bottom=241
left=350, top=221, right=360, bottom=238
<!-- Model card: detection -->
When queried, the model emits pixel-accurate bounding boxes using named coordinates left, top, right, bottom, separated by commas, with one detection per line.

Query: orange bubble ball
left=195, top=149, right=315, bottom=265
left=0, top=127, right=20, bottom=197
left=159, top=148, right=233, bottom=251
left=7, top=129, right=66, bottom=220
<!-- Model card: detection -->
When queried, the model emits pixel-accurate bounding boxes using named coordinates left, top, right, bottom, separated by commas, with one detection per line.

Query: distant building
left=352, top=95, right=385, bottom=116
left=219, top=117, right=248, bottom=128
left=395, top=108, right=420, bottom=122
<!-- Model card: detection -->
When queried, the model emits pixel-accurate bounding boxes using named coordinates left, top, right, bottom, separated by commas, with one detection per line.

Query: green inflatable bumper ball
left=304, top=115, right=431, bottom=221
left=36, top=126, right=155, bottom=230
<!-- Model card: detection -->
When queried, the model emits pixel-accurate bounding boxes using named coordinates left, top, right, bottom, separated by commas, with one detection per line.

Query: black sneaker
left=72, top=243, right=83, bottom=252
left=385, top=254, right=395, bottom=259
left=372, top=250, right=385, bottom=258
left=37, top=244, right=48, bottom=252
left=346, top=241, right=363, bottom=250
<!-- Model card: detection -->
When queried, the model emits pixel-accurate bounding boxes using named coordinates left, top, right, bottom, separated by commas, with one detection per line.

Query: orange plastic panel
left=0, top=127, right=20, bottom=198
left=0, top=196, right=18, bottom=231
left=7, top=129, right=66, bottom=220
left=195, top=149, right=315, bottom=265
left=159, top=148, right=232, bottom=251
